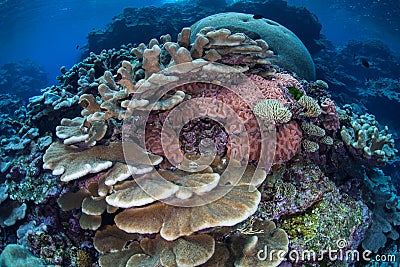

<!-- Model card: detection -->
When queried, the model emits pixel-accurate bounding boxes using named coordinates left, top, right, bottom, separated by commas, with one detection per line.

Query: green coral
left=5, top=156, right=58, bottom=204
left=281, top=194, right=365, bottom=252
left=288, top=86, right=304, bottom=101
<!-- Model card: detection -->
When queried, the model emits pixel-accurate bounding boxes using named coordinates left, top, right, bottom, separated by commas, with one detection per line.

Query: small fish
left=361, top=58, right=370, bottom=68
left=76, top=45, right=79, bottom=50
left=253, top=14, right=264, bottom=19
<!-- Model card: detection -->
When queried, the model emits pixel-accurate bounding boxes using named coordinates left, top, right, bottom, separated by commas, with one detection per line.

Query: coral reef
left=0, top=60, right=48, bottom=99
left=0, top=244, right=46, bottom=267
left=339, top=106, right=397, bottom=166
left=39, top=24, right=326, bottom=266
left=85, top=0, right=323, bottom=58
left=1, top=7, right=399, bottom=267
left=362, top=168, right=400, bottom=253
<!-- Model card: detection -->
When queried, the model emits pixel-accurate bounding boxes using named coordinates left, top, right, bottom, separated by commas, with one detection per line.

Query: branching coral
left=340, top=113, right=397, bottom=165
left=253, top=99, right=292, bottom=124
left=298, top=95, right=322, bottom=117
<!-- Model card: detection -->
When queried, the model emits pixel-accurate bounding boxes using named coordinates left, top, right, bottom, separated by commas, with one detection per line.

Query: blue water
left=286, top=0, right=400, bottom=51
left=0, top=0, right=163, bottom=85
left=0, top=0, right=399, bottom=86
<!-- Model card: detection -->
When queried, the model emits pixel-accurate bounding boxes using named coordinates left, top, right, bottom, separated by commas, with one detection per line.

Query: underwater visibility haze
left=0, top=0, right=400, bottom=266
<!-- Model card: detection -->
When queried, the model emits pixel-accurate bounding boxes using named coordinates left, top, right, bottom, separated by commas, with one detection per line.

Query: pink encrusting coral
left=248, top=73, right=304, bottom=104
left=274, top=121, right=303, bottom=163
left=144, top=72, right=306, bottom=166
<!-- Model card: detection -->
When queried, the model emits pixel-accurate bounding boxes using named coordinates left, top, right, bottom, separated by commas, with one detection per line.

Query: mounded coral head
left=190, top=12, right=316, bottom=80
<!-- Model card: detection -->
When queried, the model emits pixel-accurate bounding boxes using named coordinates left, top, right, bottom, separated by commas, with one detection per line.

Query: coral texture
left=39, top=26, right=303, bottom=266
left=2, top=12, right=394, bottom=267
left=190, top=12, right=316, bottom=80
left=340, top=111, right=397, bottom=165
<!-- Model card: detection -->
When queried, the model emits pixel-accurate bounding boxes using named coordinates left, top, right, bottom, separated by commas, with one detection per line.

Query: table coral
left=230, top=220, right=289, bottom=267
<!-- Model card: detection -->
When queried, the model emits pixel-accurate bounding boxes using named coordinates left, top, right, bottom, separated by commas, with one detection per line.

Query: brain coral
left=274, top=121, right=303, bottom=163
left=190, top=12, right=316, bottom=80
